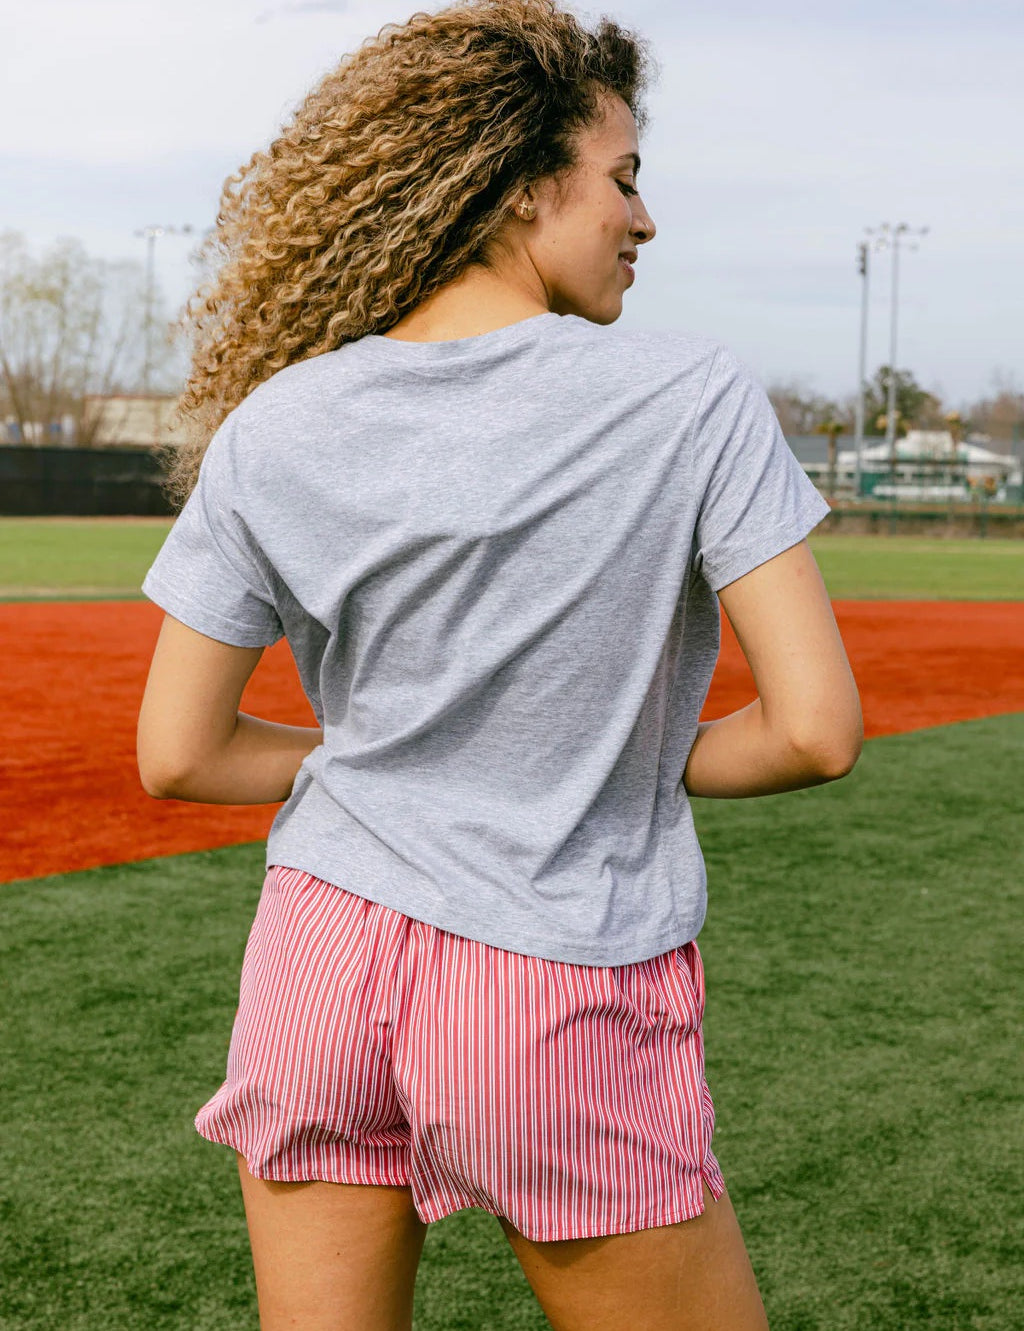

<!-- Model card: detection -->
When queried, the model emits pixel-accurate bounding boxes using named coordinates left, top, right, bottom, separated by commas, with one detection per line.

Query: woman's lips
left=619, top=256, right=635, bottom=280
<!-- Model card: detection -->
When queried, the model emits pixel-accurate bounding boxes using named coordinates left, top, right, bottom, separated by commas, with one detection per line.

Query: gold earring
left=518, top=202, right=536, bottom=219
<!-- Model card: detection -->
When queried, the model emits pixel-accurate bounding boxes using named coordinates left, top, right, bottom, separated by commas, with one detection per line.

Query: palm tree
left=815, top=418, right=846, bottom=500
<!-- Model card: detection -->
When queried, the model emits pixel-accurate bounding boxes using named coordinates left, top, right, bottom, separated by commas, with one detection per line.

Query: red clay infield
left=2, top=598, right=1021, bottom=884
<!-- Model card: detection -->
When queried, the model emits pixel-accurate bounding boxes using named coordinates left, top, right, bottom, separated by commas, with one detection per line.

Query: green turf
left=0, top=519, right=1021, bottom=601
left=806, top=535, right=1023, bottom=600
left=2, top=714, right=1021, bottom=1329
left=0, top=518, right=172, bottom=599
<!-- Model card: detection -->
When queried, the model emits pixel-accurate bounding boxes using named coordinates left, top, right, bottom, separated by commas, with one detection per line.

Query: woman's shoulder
left=237, top=349, right=344, bottom=417
left=557, top=314, right=726, bottom=376
left=585, top=322, right=770, bottom=404
left=214, top=349, right=350, bottom=458
left=545, top=317, right=748, bottom=412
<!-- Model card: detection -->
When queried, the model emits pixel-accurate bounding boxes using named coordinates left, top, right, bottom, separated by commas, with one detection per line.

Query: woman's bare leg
left=498, top=1182, right=769, bottom=1331
left=236, top=1153, right=430, bottom=1331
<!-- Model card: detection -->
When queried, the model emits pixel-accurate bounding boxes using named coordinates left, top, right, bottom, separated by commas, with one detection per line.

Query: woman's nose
left=634, top=208, right=655, bottom=245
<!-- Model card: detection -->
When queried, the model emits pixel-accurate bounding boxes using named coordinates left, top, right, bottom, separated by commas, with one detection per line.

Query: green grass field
left=3, top=715, right=1021, bottom=1329
left=2, top=522, right=1022, bottom=1328
left=0, top=517, right=1022, bottom=601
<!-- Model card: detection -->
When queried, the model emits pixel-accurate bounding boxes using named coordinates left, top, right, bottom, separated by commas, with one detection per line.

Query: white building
left=823, top=430, right=1023, bottom=502
left=81, top=394, right=188, bottom=448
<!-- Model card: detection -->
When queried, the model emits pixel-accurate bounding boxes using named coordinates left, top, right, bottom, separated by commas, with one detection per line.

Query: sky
left=2, top=0, right=1022, bottom=410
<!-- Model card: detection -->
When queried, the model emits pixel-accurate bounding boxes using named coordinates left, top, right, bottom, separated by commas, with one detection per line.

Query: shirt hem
left=263, top=850, right=700, bottom=968
left=141, top=573, right=285, bottom=647
left=705, top=494, right=832, bottom=594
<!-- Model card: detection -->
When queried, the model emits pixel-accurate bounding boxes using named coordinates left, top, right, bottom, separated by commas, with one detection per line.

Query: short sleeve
left=141, top=417, right=284, bottom=647
left=690, top=344, right=832, bottom=594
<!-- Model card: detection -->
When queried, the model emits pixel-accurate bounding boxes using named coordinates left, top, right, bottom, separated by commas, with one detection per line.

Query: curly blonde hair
left=160, top=0, right=656, bottom=509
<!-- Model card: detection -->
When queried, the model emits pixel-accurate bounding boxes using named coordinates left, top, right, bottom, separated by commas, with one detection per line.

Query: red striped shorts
left=195, top=863, right=725, bottom=1242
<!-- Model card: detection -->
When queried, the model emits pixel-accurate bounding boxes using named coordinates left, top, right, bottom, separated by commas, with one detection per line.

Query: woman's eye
left=617, top=181, right=638, bottom=196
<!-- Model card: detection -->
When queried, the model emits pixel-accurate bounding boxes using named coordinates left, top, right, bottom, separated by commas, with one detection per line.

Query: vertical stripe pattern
left=195, top=864, right=726, bottom=1242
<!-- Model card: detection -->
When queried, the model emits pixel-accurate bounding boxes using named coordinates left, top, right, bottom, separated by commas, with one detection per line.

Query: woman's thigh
left=236, top=1155, right=430, bottom=1331
left=497, top=1182, right=769, bottom=1331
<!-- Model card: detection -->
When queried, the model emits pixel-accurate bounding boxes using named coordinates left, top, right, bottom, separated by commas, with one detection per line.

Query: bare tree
left=961, top=370, right=1024, bottom=450
left=767, top=366, right=956, bottom=443
left=0, top=230, right=175, bottom=447
left=765, top=377, right=851, bottom=437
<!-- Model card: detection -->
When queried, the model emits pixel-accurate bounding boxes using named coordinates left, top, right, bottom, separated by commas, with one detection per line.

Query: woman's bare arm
left=137, top=614, right=323, bottom=805
left=682, top=539, right=862, bottom=799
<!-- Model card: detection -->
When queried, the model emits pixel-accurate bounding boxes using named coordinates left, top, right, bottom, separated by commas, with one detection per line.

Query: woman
left=137, top=1, right=863, bottom=1327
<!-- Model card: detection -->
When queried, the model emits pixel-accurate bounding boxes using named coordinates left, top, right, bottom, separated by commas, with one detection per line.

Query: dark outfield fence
left=1, top=444, right=1023, bottom=535
left=0, top=445, right=175, bottom=517
left=820, top=502, right=1024, bottom=538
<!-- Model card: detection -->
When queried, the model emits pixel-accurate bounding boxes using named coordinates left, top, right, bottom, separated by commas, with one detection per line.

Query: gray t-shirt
left=141, top=311, right=831, bottom=965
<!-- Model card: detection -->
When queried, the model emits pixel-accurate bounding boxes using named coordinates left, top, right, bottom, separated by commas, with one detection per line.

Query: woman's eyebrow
left=614, top=152, right=641, bottom=175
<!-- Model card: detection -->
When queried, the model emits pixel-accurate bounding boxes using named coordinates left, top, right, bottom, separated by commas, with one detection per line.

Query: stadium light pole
left=855, top=228, right=889, bottom=500
left=873, top=222, right=929, bottom=469
left=133, top=224, right=194, bottom=395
